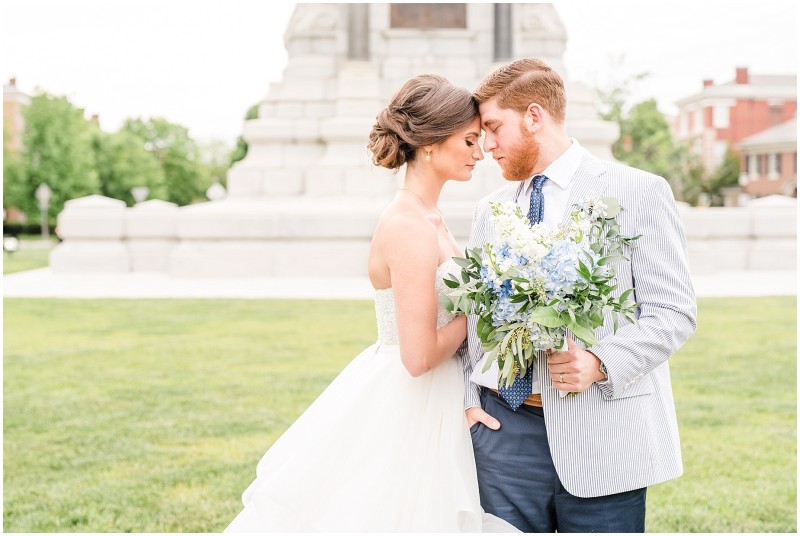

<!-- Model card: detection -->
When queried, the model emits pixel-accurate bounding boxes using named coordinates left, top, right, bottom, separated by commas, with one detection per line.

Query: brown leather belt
left=488, top=388, right=543, bottom=407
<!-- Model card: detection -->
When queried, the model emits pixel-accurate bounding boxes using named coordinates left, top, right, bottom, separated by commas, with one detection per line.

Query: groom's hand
left=547, top=338, right=605, bottom=393
left=466, top=407, right=501, bottom=430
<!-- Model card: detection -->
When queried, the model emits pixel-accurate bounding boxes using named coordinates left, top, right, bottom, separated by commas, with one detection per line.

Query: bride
left=224, top=74, right=518, bottom=533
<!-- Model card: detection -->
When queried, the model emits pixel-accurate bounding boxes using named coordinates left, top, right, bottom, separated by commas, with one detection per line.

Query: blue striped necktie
left=498, top=174, right=547, bottom=410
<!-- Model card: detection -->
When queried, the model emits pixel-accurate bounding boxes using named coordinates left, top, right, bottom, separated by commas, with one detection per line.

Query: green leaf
left=501, top=354, right=514, bottom=383
left=509, top=293, right=530, bottom=303
left=518, top=346, right=528, bottom=378
left=528, top=306, right=566, bottom=328
left=500, top=328, right=517, bottom=353
left=453, top=257, right=472, bottom=269
left=619, top=288, right=635, bottom=303
left=600, top=197, right=622, bottom=220
left=443, top=277, right=460, bottom=288
left=482, top=346, right=500, bottom=373
left=566, top=321, right=597, bottom=346
left=524, top=342, right=534, bottom=364
left=437, top=294, right=454, bottom=312
left=577, top=259, right=592, bottom=280
left=476, top=315, right=490, bottom=339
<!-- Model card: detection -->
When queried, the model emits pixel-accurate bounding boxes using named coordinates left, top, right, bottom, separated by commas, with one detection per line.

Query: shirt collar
left=522, top=138, right=582, bottom=195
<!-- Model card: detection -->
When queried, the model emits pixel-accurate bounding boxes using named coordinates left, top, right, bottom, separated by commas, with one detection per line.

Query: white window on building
left=692, top=110, right=703, bottom=135
left=712, top=105, right=730, bottom=128
left=767, top=153, right=780, bottom=180
left=713, top=141, right=728, bottom=166
left=748, top=154, right=759, bottom=178
left=678, top=113, right=688, bottom=137
left=739, top=171, right=749, bottom=186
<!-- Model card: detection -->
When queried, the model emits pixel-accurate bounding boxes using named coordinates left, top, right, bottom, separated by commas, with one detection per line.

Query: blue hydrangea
left=492, top=295, right=523, bottom=326
left=540, top=240, right=584, bottom=298
left=525, top=322, right=564, bottom=351
left=497, top=242, right=528, bottom=267
left=497, top=243, right=512, bottom=259
left=480, top=265, right=496, bottom=291
left=498, top=279, right=512, bottom=298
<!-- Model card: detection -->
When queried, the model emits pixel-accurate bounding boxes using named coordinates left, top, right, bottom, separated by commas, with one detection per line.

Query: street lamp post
left=35, top=183, right=52, bottom=241
left=131, top=186, right=150, bottom=204
left=206, top=182, right=226, bottom=202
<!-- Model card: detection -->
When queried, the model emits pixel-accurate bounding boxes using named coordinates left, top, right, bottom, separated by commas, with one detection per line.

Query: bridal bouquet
left=441, top=197, right=640, bottom=391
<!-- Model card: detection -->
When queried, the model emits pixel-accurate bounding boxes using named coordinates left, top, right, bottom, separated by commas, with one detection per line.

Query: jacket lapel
left=510, top=180, right=526, bottom=203
left=560, top=151, right=610, bottom=225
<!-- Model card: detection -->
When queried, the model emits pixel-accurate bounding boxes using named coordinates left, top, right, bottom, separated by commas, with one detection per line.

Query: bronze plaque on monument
left=390, top=4, right=467, bottom=29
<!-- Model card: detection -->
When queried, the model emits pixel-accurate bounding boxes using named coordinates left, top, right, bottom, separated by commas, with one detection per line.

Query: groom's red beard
left=500, top=123, right=540, bottom=181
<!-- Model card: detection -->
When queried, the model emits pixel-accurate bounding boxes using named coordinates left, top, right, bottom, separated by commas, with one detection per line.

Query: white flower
left=446, top=196, right=637, bottom=397
left=581, top=196, right=608, bottom=220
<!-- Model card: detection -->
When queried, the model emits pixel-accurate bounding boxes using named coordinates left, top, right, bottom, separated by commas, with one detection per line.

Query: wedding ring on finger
left=559, top=373, right=564, bottom=383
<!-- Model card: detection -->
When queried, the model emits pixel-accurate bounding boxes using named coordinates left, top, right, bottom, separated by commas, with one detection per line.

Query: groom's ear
left=523, top=103, right=545, bottom=134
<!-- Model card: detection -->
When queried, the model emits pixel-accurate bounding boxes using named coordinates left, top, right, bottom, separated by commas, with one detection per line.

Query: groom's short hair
left=474, top=58, right=566, bottom=125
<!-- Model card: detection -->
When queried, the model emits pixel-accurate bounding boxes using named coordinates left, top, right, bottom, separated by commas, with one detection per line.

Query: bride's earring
left=425, top=150, right=431, bottom=163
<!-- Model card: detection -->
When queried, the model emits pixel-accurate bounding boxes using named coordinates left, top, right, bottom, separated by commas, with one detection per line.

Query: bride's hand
left=466, top=406, right=501, bottom=430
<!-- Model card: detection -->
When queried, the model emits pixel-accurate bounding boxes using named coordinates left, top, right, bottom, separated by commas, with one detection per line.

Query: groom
left=462, top=58, right=697, bottom=532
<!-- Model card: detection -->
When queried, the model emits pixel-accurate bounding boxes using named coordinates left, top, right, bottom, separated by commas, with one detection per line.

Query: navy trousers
left=470, top=390, right=647, bottom=533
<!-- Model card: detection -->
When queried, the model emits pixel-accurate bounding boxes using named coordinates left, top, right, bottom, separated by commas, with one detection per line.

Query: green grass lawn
left=3, top=248, right=51, bottom=274
left=646, top=296, right=797, bottom=532
left=3, top=297, right=796, bottom=532
left=3, top=236, right=57, bottom=274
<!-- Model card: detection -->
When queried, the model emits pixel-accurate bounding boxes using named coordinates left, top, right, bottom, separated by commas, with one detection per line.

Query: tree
left=19, top=93, right=99, bottom=221
left=91, top=128, right=167, bottom=205
left=681, top=146, right=741, bottom=206
left=596, top=70, right=650, bottom=125
left=229, top=102, right=260, bottom=165
left=122, top=118, right=209, bottom=206
left=610, top=99, right=705, bottom=202
left=613, top=100, right=674, bottom=178
left=3, top=120, right=27, bottom=219
left=199, top=139, right=234, bottom=188
left=596, top=71, right=706, bottom=204
left=710, top=146, right=742, bottom=195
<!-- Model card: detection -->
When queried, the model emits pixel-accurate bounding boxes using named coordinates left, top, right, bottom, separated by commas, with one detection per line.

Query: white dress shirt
left=470, top=138, right=584, bottom=394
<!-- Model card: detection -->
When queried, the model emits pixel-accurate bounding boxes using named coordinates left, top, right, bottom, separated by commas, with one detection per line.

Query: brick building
left=3, top=77, right=29, bottom=153
left=738, top=116, right=797, bottom=197
left=674, top=67, right=796, bottom=198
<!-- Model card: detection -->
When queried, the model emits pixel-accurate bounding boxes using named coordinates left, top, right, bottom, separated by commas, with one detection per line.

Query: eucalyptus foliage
left=441, top=198, right=640, bottom=389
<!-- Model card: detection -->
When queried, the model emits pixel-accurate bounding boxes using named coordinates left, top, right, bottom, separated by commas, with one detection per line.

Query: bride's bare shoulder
left=373, top=201, right=437, bottom=251
left=375, top=201, right=431, bottom=233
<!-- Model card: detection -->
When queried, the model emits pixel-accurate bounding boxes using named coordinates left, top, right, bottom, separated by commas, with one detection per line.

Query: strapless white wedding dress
left=225, top=260, right=518, bottom=532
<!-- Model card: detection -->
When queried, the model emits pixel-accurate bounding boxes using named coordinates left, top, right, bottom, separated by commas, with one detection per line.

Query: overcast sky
left=3, top=1, right=796, bottom=147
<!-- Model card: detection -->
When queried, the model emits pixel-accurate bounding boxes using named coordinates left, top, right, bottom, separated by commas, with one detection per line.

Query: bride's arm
left=384, top=214, right=467, bottom=377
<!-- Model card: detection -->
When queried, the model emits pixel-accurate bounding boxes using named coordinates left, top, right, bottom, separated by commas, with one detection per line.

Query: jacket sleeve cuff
left=596, top=377, right=614, bottom=399
left=465, top=383, right=481, bottom=409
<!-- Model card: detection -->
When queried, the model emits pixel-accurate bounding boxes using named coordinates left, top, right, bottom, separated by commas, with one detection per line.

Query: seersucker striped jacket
left=461, top=148, right=698, bottom=498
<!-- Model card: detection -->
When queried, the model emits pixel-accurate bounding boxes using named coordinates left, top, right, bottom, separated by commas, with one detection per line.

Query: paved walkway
left=3, top=268, right=796, bottom=299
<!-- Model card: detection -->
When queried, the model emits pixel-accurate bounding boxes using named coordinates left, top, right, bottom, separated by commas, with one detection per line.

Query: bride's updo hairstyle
left=368, top=74, right=479, bottom=170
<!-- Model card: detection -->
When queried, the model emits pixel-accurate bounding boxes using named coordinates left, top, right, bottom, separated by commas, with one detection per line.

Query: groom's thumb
left=479, top=408, right=501, bottom=430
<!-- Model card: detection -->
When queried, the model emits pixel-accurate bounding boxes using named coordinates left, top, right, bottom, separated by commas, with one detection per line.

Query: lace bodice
left=374, top=259, right=459, bottom=345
